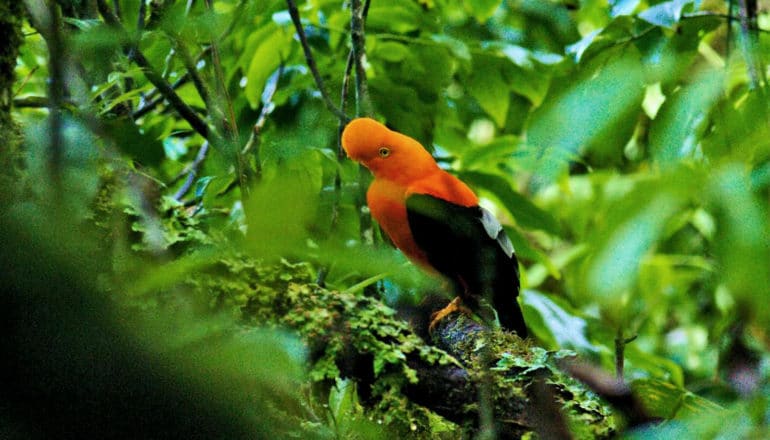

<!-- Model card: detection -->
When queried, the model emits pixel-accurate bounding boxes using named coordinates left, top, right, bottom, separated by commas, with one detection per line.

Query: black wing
left=406, top=193, right=527, bottom=337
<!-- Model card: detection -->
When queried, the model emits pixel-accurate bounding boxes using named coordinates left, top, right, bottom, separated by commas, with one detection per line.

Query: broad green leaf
left=527, top=46, right=645, bottom=182
left=522, top=290, right=598, bottom=353
left=610, top=0, right=642, bottom=17
left=372, top=41, right=410, bottom=63
left=630, top=378, right=722, bottom=419
left=491, top=43, right=554, bottom=105
left=583, top=174, right=691, bottom=302
left=565, top=16, right=636, bottom=62
left=625, top=343, right=685, bottom=385
left=707, top=166, right=770, bottom=324
left=467, top=55, right=510, bottom=127
left=649, top=72, right=723, bottom=166
left=366, top=3, right=422, bottom=33
left=463, top=0, right=502, bottom=22
left=461, top=135, right=521, bottom=170
left=431, top=34, right=471, bottom=62
left=244, top=24, right=292, bottom=108
left=638, top=0, right=695, bottom=29
left=634, top=16, right=721, bottom=85
left=459, top=171, right=562, bottom=235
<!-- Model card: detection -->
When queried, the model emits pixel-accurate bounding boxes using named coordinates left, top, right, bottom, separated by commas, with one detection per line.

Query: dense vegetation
left=3, top=0, right=769, bottom=438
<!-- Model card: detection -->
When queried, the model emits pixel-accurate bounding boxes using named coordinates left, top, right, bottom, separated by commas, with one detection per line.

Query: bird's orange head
left=341, top=118, right=438, bottom=183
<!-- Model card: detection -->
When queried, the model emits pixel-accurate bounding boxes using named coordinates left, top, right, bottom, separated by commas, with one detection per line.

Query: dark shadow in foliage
left=0, top=211, right=312, bottom=440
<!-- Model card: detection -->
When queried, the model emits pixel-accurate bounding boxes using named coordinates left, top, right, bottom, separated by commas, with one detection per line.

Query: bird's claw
left=428, top=297, right=471, bottom=333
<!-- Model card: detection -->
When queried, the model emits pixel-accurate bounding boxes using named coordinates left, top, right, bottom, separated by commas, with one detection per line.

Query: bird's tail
left=497, top=299, right=528, bottom=338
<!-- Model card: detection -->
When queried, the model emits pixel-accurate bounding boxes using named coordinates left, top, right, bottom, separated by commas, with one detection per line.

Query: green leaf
left=630, top=378, right=722, bottom=419
left=367, top=3, right=422, bottom=33
left=194, top=176, right=215, bottom=199
left=244, top=24, right=292, bottom=108
left=463, top=0, right=503, bottom=22
left=467, top=55, right=510, bottom=127
left=610, top=0, right=642, bottom=17
left=708, top=166, right=770, bottom=323
left=431, top=34, right=471, bottom=62
left=649, top=71, right=723, bottom=165
left=522, top=290, right=598, bottom=353
left=461, top=135, right=520, bottom=170
left=638, top=0, right=695, bottom=29
left=584, top=189, right=683, bottom=302
left=106, top=118, right=165, bottom=166
left=459, top=171, right=561, bottom=235
left=527, top=46, right=645, bottom=182
left=373, top=41, right=410, bottom=63
left=566, top=16, right=636, bottom=63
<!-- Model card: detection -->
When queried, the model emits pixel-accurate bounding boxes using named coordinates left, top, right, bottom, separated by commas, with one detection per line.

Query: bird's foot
left=428, top=297, right=472, bottom=333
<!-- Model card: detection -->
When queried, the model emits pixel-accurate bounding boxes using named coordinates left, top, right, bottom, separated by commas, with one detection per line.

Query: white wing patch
left=479, top=207, right=515, bottom=258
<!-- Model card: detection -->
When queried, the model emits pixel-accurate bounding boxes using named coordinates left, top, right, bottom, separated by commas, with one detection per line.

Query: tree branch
left=285, top=0, right=349, bottom=122
left=96, top=0, right=212, bottom=141
left=132, top=72, right=191, bottom=119
left=25, top=0, right=67, bottom=189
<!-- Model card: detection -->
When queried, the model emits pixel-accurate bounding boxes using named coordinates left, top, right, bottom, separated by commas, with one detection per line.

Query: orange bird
left=341, top=117, right=527, bottom=337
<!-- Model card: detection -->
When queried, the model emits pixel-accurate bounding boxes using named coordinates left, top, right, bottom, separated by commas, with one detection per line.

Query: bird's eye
left=378, top=147, right=391, bottom=158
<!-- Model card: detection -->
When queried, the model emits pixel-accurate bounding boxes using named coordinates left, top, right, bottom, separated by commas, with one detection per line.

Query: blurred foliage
left=5, top=0, right=770, bottom=437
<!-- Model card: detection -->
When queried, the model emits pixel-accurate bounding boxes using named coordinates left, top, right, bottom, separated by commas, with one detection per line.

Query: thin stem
left=350, top=0, right=372, bottom=117
left=133, top=72, right=191, bottom=119
left=173, top=142, right=210, bottom=201
left=317, top=51, right=356, bottom=286
left=174, top=39, right=213, bottom=111
left=285, top=0, right=349, bottom=122
left=615, top=328, right=637, bottom=380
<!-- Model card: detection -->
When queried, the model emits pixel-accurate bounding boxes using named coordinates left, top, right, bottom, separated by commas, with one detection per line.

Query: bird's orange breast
left=367, top=179, right=432, bottom=269
left=366, top=171, right=479, bottom=271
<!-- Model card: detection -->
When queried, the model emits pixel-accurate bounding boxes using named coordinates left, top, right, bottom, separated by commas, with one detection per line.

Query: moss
left=449, top=321, right=617, bottom=439
left=181, top=254, right=460, bottom=437
left=174, top=252, right=617, bottom=438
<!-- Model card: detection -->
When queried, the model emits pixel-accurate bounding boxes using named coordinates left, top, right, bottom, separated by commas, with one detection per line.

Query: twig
left=349, top=0, right=375, bottom=245
left=316, top=51, right=356, bottom=287
left=174, top=40, right=213, bottom=111
left=173, top=142, right=210, bottom=201
left=13, top=66, right=39, bottom=98
left=285, top=0, right=349, bottom=122
left=96, top=0, right=212, bottom=140
left=133, top=72, right=191, bottom=119
left=350, top=0, right=372, bottom=117
left=241, top=65, right=283, bottom=182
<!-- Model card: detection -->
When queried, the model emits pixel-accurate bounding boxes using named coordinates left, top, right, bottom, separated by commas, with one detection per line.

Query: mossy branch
left=195, top=258, right=617, bottom=438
